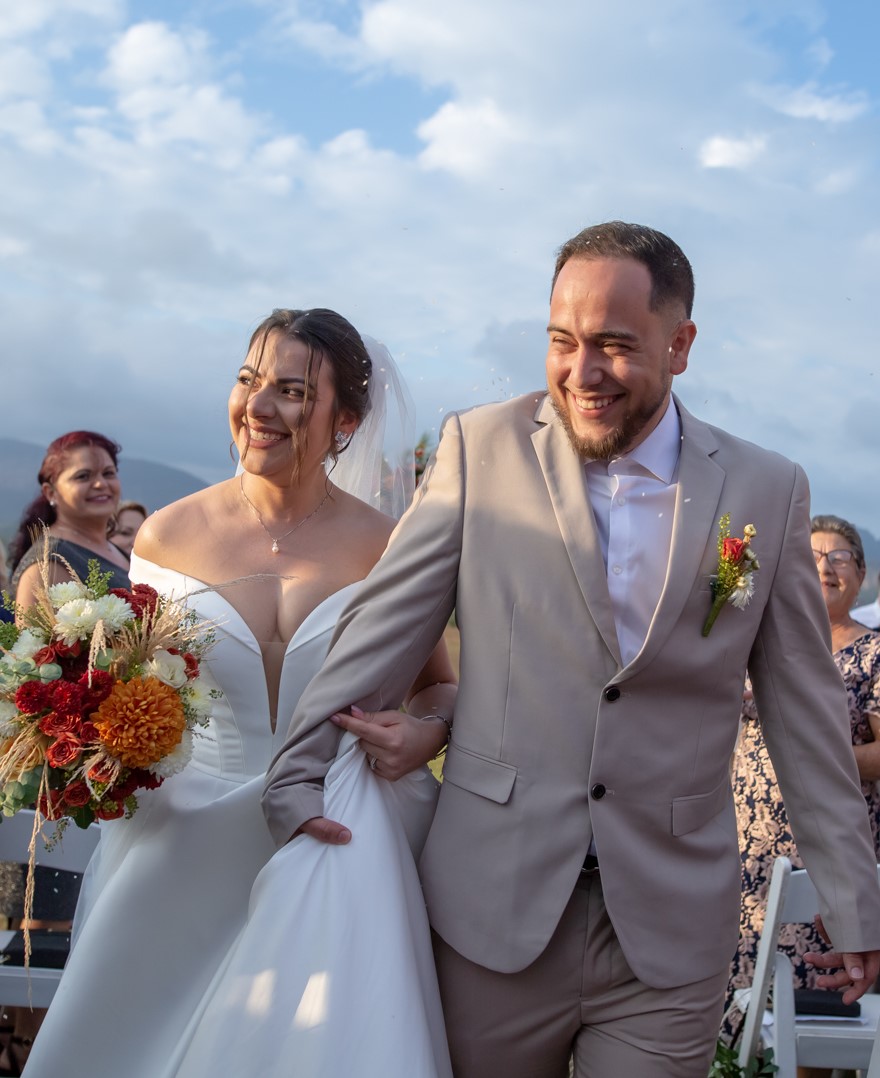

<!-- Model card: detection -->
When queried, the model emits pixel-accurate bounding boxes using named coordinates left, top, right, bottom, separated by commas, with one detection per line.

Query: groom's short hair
left=552, top=221, right=695, bottom=318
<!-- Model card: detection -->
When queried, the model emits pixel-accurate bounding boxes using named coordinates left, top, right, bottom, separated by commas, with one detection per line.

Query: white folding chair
left=0, top=810, right=100, bottom=1007
left=737, top=855, right=880, bottom=1078
left=866, top=1018, right=880, bottom=1078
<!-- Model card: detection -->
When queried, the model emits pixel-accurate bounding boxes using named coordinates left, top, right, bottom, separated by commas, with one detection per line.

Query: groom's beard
left=549, top=378, right=671, bottom=462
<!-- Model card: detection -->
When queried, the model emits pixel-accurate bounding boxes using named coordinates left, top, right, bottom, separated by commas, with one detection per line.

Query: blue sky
left=2, top=0, right=879, bottom=535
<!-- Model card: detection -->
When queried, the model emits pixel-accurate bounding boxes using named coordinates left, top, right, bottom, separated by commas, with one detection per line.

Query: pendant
left=271, top=540, right=280, bottom=554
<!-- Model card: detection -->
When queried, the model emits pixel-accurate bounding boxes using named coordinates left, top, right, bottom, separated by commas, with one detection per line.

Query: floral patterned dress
left=725, top=631, right=880, bottom=1026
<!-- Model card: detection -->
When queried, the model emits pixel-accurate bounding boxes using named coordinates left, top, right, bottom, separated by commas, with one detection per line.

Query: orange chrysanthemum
left=92, top=677, right=185, bottom=768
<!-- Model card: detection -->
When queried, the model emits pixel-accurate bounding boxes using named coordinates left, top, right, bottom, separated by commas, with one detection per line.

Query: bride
left=24, top=309, right=456, bottom=1077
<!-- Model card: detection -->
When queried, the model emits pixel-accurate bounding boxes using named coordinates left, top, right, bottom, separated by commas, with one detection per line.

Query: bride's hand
left=331, top=705, right=448, bottom=781
left=296, top=816, right=352, bottom=845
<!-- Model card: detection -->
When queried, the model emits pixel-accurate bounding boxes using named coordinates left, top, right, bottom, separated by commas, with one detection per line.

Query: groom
left=263, top=221, right=880, bottom=1077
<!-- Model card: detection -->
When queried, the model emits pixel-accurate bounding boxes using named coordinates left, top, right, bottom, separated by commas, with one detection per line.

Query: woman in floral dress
left=726, top=514, right=880, bottom=1035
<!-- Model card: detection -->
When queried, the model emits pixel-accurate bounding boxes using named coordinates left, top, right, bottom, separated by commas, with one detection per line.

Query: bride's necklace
left=239, top=475, right=331, bottom=554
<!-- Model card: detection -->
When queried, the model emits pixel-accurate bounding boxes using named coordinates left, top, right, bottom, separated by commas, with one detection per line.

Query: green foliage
left=708, top=1040, right=777, bottom=1077
left=0, top=619, right=20, bottom=651
left=84, top=559, right=114, bottom=598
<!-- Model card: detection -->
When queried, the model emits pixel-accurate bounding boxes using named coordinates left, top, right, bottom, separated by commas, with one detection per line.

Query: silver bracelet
left=421, top=713, right=452, bottom=736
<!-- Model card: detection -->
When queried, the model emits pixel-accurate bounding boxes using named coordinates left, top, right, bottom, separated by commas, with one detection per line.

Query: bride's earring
left=334, top=431, right=350, bottom=451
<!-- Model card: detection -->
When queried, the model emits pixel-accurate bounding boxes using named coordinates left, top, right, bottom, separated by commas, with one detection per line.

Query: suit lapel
left=622, top=399, right=725, bottom=677
left=531, top=397, right=622, bottom=666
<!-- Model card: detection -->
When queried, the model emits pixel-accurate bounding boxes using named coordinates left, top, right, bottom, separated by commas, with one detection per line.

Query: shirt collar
left=585, top=398, right=681, bottom=483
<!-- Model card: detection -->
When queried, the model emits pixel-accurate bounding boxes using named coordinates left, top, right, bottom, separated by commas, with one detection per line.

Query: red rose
left=38, top=711, right=80, bottom=737
left=79, top=721, right=100, bottom=743
left=62, top=781, right=91, bottom=808
left=721, top=537, right=744, bottom=562
left=49, top=681, right=88, bottom=720
left=96, top=799, right=125, bottom=820
left=33, top=645, right=58, bottom=666
left=88, top=760, right=117, bottom=784
left=46, top=734, right=83, bottom=768
left=167, top=648, right=199, bottom=680
left=14, top=680, right=50, bottom=715
left=131, top=769, right=163, bottom=791
left=38, top=788, right=65, bottom=820
left=79, top=669, right=114, bottom=707
left=111, top=773, right=137, bottom=798
left=53, top=639, right=82, bottom=659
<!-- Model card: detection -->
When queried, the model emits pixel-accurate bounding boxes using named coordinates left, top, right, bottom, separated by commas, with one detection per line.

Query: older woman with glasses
left=724, top=514, right=880, bottom=1046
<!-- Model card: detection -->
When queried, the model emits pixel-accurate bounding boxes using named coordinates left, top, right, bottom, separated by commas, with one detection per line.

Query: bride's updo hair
left=244, top=308, right=372, bottom=480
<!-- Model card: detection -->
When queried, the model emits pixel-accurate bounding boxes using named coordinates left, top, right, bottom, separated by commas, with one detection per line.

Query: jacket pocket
left=443, top=743, right=517, bottom=805
left=671, top=778, right=730, bottom=836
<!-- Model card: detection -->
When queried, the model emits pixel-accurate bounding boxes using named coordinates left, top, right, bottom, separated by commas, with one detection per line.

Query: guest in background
left=109, top=500, right=148, bottom=557
left=726, top=514, right=880, bottom=1049
left=852, top=570, right=880, bottom=630
left=0, top=540, right=11, bottom=622
left=8, top=430, right=130, bottom=607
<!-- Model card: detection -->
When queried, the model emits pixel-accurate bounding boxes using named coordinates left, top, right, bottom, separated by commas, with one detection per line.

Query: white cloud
left=417, top=98, right=523, bottom=179
left=699, top=134, right=767, bottom=169
left=1, top=0, right=879, bottom=537
left=806, top=37, right=834, bottom=69
left=762, top=80, right=869, bottom=123
left=0, top=45, right=50, bottom=101
left=101, top=22, right=262, bottom=165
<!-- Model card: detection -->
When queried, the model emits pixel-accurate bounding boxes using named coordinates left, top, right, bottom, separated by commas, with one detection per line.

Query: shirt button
left=617, top=495, right=626, bottom=506
left=612, top=565, right=622, bottom=575
left=604, top=686, right=620, bottom=701
left=591, top=783, right=606, bottom=799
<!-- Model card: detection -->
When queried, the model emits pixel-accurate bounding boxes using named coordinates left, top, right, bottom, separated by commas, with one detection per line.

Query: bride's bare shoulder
left=134, top=481, right=236, bottom=565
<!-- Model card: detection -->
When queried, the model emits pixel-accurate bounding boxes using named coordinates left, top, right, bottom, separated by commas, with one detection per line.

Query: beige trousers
left=433, top=871, right=728, bottom=1078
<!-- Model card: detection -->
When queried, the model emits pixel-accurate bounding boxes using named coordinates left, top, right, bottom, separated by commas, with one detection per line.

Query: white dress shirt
left=584, top=399, right=681, bottom=667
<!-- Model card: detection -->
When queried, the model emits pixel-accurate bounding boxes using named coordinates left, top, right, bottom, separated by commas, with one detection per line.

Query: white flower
left=91, top=594, right=135, bottom=633
left=0, top=700, right=19, bottom=736
left=8, top=629, right=47, bottom=659
left=53, top=595, right=133, bottom=645
left=183, top=677, right=214, bottom=717
left=53, top=598, right=101, bottom=645
left=48, top=581, right=88, bottom=606
left=729, top=572, right=756, bottom=610
left=145, top=649, right=188, bottom=689
left=147, top=728, right=193, bottom=778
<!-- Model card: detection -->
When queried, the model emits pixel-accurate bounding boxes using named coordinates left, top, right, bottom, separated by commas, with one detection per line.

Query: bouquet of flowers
left=0, top=542, right=218, bottom=835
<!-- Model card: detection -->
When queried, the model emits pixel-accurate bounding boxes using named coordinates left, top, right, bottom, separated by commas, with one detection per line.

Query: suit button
left=591, top=783, right=606, bottom=800
left=603, top=686, right=620, bottom=701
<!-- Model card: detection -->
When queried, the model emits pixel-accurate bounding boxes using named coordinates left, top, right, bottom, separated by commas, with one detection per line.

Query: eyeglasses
left=812, top=548, right=855, bottom=568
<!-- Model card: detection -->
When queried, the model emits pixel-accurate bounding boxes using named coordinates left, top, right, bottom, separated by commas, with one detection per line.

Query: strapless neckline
left=130, top=552, right=361, bottom=658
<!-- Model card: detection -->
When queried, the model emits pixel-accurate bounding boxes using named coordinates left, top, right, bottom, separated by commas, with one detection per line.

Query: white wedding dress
left=24, top=557, right=451, bottom=1078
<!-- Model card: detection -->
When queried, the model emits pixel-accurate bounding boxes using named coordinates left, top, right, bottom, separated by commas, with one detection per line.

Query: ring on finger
left=368, top=754, right=378, bottom=771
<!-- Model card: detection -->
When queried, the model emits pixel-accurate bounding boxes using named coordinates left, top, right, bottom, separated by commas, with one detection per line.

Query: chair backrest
left=738, top=855, right=792, bottom=1067
left=0, top=809, right=101, bottom=1006
left=738, top=857, right=880, bottom=1071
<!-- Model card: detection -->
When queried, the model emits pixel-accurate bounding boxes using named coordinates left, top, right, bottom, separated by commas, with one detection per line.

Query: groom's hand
left=331, top=705, right=448, bottom=780
left=296, top=816, right=352, bottom=845
left=804, top=915, right=880, bottom=1004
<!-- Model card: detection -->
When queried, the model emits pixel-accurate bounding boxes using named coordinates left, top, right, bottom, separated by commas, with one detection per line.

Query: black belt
left=581, top=853, right=600, bottom=874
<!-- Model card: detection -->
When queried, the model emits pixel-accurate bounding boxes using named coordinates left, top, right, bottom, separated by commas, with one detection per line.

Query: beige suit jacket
left=263, top=392, right=880, bottom=989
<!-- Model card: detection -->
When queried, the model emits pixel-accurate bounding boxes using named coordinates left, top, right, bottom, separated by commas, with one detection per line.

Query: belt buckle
left=581, top=853, right=600, bottom=875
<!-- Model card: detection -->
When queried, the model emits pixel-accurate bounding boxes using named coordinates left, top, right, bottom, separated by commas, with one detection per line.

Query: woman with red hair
left=9, top=430, right=131, bottom=606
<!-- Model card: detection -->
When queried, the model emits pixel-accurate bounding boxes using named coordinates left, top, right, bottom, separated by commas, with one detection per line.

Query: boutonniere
left=702, top=514, right=760, bottom=637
